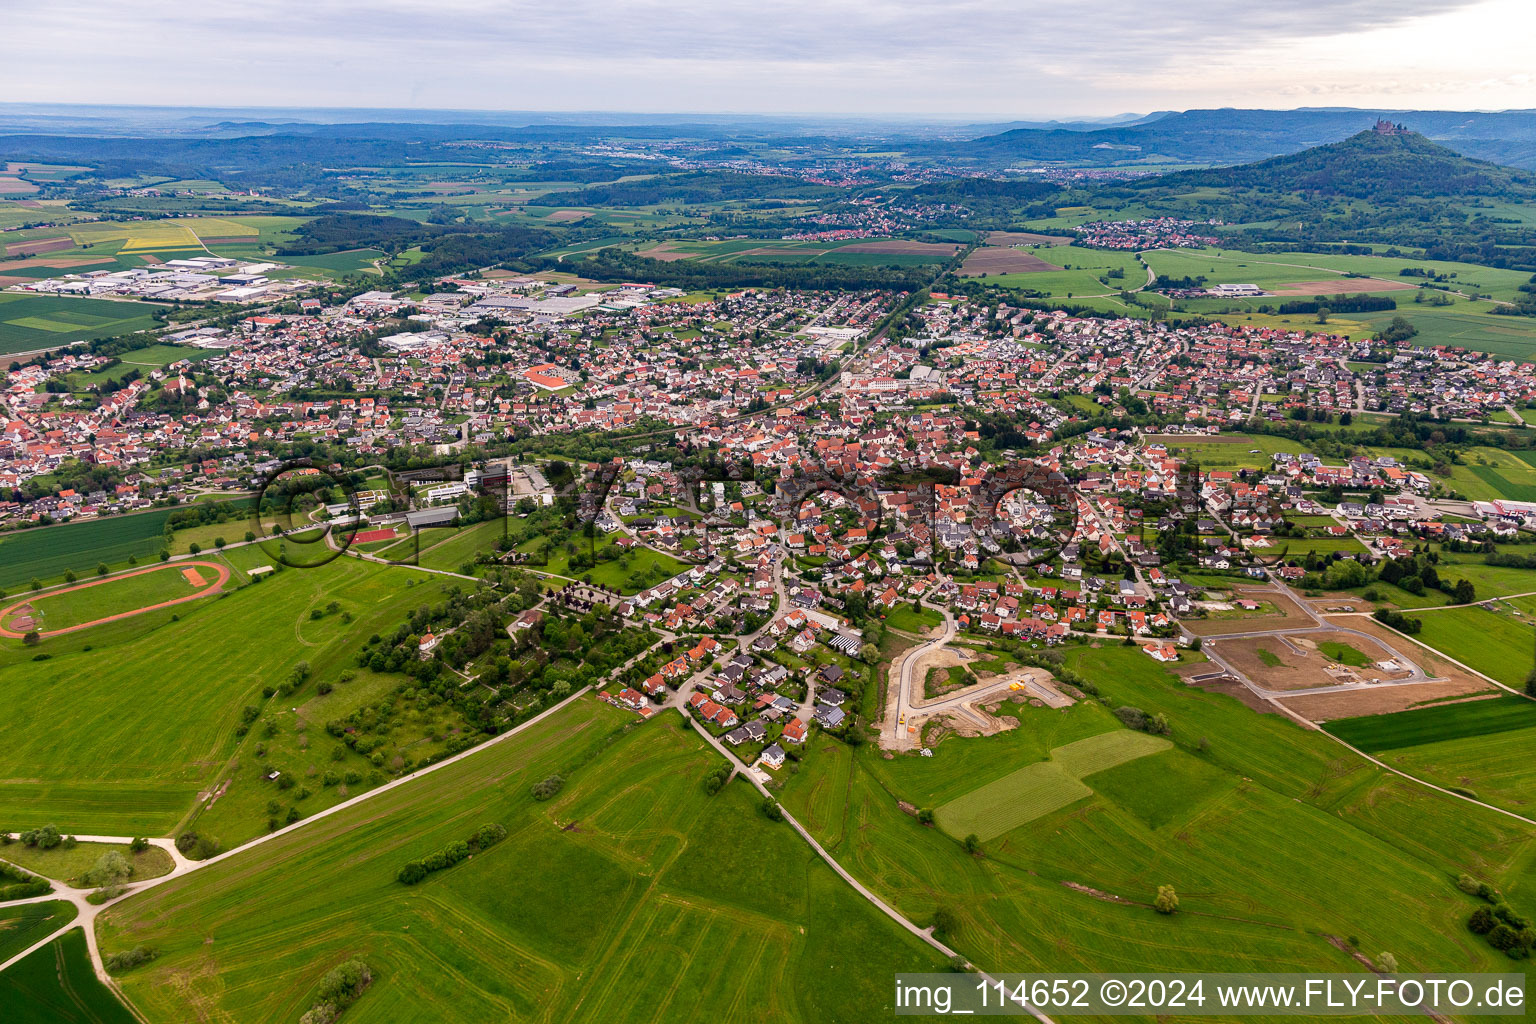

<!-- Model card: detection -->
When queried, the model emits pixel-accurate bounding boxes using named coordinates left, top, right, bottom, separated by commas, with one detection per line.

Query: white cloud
left=4, top=0, right=1532, bottom=116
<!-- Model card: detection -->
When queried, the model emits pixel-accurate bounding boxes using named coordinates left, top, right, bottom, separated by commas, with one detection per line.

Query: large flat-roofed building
left=1209, top=283, right=1264, bottom=297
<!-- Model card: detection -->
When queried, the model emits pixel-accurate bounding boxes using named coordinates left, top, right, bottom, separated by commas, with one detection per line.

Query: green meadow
left=97, top=700, right=948, bottom=1023
left=67, top=343, right=210, bottom=388
left=0, top=557, right=464, bottom=834
left=0, top=840, right=173, bottom=886
left=776, top=646, right=1536, bottom=979
left=1410, top=603, right=1536, bottom=686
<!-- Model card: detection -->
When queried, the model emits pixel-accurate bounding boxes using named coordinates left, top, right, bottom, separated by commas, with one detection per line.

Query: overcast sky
left=8, top=0, right=1535, bottom=118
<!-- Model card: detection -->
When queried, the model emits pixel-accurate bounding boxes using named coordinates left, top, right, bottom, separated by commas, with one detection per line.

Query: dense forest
left=528, top=247, right=934, bottom=291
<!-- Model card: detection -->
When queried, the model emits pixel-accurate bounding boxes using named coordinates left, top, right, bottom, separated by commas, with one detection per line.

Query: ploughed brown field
left=0, top=255, right=115, bottom=270
left=4, top=236, right=73, bottom=257
left=986, top=230, right=1070, bottom=246
left=545, top=209, right=592, bottom=222
left=637, top=242, right=699, bottom=262
left=0, top=177, right=39, bottom=194
left=959, top=246, right=1061, bottom=275
left=1264, top=278, right=1416, bottom=297
left=835, top=240, right=960, bottom=255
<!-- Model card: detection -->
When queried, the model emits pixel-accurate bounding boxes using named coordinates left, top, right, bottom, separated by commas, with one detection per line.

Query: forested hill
left=1138, top=129, right=1536, bottom=200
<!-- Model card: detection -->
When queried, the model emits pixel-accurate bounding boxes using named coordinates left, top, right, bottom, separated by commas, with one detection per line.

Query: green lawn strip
left=0, top=841, right=172, bottom=886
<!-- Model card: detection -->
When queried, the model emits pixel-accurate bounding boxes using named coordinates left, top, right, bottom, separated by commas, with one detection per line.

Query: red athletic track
left=0, top=560, right=232, bottom=638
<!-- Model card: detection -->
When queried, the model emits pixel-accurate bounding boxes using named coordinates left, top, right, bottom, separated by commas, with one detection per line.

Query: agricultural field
left=270, top=247, right=384, bottom=276
left=0, top=557, right=464, bottom=834
left=1373, top=724, right=1536, bottom=815
left=978, top=247, right=1147, bottom=296
left=778, top=645, right=1535, bottom=981
left=96, top=700, right=949, bottom=1023
left=0, top=510, right=176, bottom=591
left=934, top=730, right=1170, bottom=840
left=0, top=294, right=163, bottom=354
left=1325, top=693, right=1536, bottom=750
left=0, top=902, right=77, bottom=964
left=1409, top=602, right=1536, bottom=686
left=1145, top=247, right=1536, bottom=304
left=0, top=929, right=136, bottom=1024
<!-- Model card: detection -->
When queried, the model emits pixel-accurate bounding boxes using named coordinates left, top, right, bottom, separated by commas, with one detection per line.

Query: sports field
left=97, top=700, right=949, bottom=1023
left=934, top=730, right=1170, bottom=840
left=0, top=561, right=228, bottom=636
left=0, top=294, right=163, bottom=354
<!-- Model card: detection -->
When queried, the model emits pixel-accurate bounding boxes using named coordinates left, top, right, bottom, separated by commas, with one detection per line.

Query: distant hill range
left=1136, top=124, right=1536, bottom=200
left=958, top=107, right=1536, bottom=170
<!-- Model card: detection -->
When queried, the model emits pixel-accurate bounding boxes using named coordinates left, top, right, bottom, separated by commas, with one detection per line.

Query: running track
left=0, top=560, right=232, bottom=638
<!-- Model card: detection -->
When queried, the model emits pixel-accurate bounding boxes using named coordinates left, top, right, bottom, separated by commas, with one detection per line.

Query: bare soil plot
left=1280, top=680, right=1497, bottom=720
left=1217, top=631, right=1410, bottom=690
left=1264, top=278, right=1415, bottom=297
left=637, top=242, right=697, bottom=263
left=0, top=276, right=29, bottom=287
left=735, top=246, right=834, bottom=258
left=836, top=240, right=960, bottom=256
left=986, top=231, right=1070, bottom=246
left=4, top=237, right=73, bottom=257
left=0, top=178, right=39, bottom=194
left=1183, top=586, right=1309, bottom=636
left=959, top=246, right=1062, bottom=276
left=545, top=210, right=592, bottom=222
left=1306, top=592, right=1378, bottom=614
left=1174, top=665, right=1281, bottom=714
left=0, top=255, right=115, bottom=271
left=1215, top=636, right=1340, bottom=690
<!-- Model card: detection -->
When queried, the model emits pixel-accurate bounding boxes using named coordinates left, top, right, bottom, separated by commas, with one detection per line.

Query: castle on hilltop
left=1373, top=118, right=1410, bottom=135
